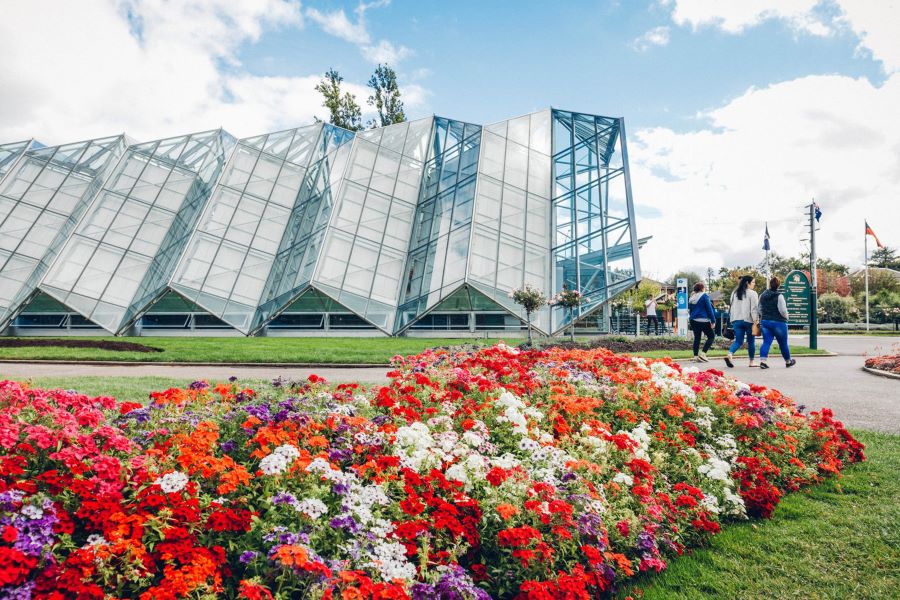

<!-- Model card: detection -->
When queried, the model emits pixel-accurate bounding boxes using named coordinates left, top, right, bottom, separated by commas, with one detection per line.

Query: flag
left=762, top=223, right=770, bottom=251
left=865, top=221, right=884, bottom=248
left=814, top=203, right=822, bottom=222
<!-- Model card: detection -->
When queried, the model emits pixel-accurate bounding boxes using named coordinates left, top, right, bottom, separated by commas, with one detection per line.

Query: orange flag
left=865, top=221, right=884, bottom=248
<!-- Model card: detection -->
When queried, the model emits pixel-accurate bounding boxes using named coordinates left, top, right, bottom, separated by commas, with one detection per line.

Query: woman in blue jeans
left=758, top=276, right=797, bottom=369
left=724, top=275, right=759, bottom=368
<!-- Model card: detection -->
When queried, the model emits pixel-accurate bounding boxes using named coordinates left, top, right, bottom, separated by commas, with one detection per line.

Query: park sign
left=783, top=270, right=811, bottom=326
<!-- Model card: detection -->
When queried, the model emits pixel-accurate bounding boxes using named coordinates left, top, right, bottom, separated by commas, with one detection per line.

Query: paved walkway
left=707, top=335, right=899, bottom=433
left=1, top=335, right=897, bottom=432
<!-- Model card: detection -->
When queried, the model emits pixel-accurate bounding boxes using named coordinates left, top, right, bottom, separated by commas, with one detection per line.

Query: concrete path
left=708, top=335, right=899, bottom=433
left=1, top=335, right=897, bottom=432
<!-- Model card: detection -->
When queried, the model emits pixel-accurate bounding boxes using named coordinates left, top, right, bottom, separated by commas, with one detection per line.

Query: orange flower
left=496, top=503, right=519, bottom=520
left=274, top=544, right=308, bottom=568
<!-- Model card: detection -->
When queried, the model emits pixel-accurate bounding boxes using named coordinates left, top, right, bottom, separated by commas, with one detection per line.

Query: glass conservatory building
left=0, top=109, right=644, bottom=337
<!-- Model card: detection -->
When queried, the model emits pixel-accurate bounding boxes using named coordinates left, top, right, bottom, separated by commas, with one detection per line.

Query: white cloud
left=631, top=73, right=900, bottom=277
left=632, top=26, right=671, bottom=51
left=836, top=1, right=900, bottom=73
left=305, top=1, right=411, bottom=64
left=668, top=0, right=830, bottom=36
left=0, top=0, right=425, bottom=145
left=666, top=1, right=900, bottom=73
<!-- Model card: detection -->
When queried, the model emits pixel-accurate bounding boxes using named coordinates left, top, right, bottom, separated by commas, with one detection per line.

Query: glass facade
left=40, top=130, right=233, bottom=333
left=0, top=136, right=127, bottom=329
left=550, top=110, right=641, bottom=331
left=2, top=109, right=641, bottom=336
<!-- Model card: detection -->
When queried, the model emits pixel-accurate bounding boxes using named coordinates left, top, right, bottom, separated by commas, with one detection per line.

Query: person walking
left=645, top=296, right=661, bottom=335
left=758, top=276, right=797, bottom=369
left=688, top=282, right=716, bottom=362
left=724, top=275, right=759, bottom=368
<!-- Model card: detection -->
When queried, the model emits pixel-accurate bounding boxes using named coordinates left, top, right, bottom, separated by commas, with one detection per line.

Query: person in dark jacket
left=758, top=276, right=797, bottom=369
left=688, top=282, right=716, bottom=362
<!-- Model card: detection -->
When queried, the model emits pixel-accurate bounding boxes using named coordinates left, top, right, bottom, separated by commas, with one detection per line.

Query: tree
left=315, top=69, right=363, bottom=131
left=367, top=64, right=405, bottom=128
left=850, top=269, right=900, bottom=296
left=764, top=253, right=804, bottom=277
left=510, top=284, right=547, bottom=346
left=818, top=292, right=858, bottom=323
left=669, top=271, right=704, bottom=289
left=869, top=246, right=900, bottom=270
left=550, top=287, right=584, bottom=342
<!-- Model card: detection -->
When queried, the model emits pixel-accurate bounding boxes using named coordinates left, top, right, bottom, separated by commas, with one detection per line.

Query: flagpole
left=865, top=221, right=870, bottom=332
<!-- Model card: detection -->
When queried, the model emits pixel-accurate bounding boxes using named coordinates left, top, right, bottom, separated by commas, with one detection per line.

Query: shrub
left=818, top=292, right=858, bottom=323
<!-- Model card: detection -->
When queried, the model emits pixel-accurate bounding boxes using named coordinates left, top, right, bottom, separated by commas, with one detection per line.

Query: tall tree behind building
left=315, top=69, right=362, bottom=131
left=367, top=64, right=406, bottom=127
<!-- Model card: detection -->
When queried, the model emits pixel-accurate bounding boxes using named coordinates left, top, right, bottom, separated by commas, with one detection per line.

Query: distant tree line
left=665, top=247, right=900, bottom=325
left=314, top=64, right=406, bottom=131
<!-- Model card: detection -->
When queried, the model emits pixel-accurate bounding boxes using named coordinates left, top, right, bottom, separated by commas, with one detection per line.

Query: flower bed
left=0, top=345, right=864, bottom=599
left=864, top=352, right=900, bottom=375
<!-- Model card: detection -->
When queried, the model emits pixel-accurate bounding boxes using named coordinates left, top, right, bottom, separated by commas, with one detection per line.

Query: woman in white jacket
left=724, top=275, right=759, bottom=368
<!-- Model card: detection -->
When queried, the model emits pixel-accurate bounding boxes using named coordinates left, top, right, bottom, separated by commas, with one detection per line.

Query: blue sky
left=237, top=0, right=884, bottom=130
left=1, top=0, right=898, bottom=276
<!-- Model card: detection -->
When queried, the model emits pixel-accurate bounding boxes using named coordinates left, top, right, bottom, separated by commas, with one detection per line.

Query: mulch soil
left=0, top=338, right=163, bottom=353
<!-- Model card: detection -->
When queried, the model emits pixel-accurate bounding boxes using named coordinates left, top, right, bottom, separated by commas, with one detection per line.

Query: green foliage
left=669, top=271, right=703, bottom=288
left=818, top=292, right=859, bottom=323
left=615, top=280, right=664, bottom=312
left=869, top=246, right=900, bottom=270
left=620, top=430, right=899, bottom=600
left=510, top=284, right=547, bottom=315
left=367, top=64, right=405, bottom=128
left=850, top=269, right=900, bottom=296
left=0, top=337, right=492, bottom=364
left=315, top=69, right=363, bottom=131
left=711, top=268, right=766, bottom=296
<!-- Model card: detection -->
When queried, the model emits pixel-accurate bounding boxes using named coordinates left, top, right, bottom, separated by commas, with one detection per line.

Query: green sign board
left=783, top=270, right=811, bottom=326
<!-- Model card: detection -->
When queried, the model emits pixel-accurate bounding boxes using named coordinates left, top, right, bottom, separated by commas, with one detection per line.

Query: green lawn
left=620, top=430, right=899, bottom=599
left=0, top=336, right=828, bottom=365
left=0, top=336, right=489, bottom=364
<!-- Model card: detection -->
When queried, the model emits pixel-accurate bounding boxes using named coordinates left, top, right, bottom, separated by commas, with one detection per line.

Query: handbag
left=752, top=321, right=762, bottom=336
left=723, top=325, right=735, bottom=340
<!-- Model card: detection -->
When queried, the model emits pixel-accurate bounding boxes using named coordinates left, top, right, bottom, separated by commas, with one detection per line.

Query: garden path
left=1, top=335, right=897, bottom=432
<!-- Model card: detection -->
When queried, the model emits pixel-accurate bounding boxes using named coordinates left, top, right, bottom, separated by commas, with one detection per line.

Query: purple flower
left=329, top=515, right=359, bottom=534
left=228, top=376, right=238, bottom=382
left=220, top=440, right=237, bottom=453
left=637, top=531, right=657, bottom=553
left=189, top=380, right=209, bottom=390
left=271, top=492, right=297, bottom=506
left=239, top=550, right=258, bottom=564
left=434, top=565, right=490, bottom=600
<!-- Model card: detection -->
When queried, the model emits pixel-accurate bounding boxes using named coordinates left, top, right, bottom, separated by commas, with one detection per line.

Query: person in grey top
left=724, top=275, right=759, bottom=368
left=758, top=276, right=796, bottom=369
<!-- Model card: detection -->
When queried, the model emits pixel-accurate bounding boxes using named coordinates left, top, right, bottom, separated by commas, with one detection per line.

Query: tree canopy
left=367, top=64, right=406, bottom=128
left=315, top=69, right=363, bottom=131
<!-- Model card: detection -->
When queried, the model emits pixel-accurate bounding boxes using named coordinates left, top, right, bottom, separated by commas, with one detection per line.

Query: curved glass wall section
left=465, top=110, right=553, bottom=333
left=395, top=117, right=481, bottom=331
left=169, top=124, right=341, bottom=333
left=40, top=130, right=233, bottom=333
left=0, top=136, right=126, bottom=329
left=550, top=110, right=641, bottom=332
left=254, top=124, right=356, bottom=331
left=313, top=117, right=432, bottom=333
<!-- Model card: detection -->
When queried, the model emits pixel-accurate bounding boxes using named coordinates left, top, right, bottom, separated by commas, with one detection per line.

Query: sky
left=1, top=0, right=898, bottom=280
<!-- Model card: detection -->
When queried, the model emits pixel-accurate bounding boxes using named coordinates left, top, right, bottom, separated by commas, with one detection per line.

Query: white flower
left=698, top=456, right=732, bottom=482
left=84, top=534, right=107, bottom=547
left=20, top=504, right=44, bottom=520
left=492, top=453, right=520, bottom=469
left=613, top=471, right=634, bottom=487
left=274, top=444, right=300, bottom=461
left=306, top=457, right=334, bottom=474
left=259, top=452, right=289, bottom=475
left=445, top=463, right=470, bottom=487
left=365, top=540, right=417, bottom=581
left=295, top=498, right=329, bottom=519
left=154, top=471, right=189, bottom=494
